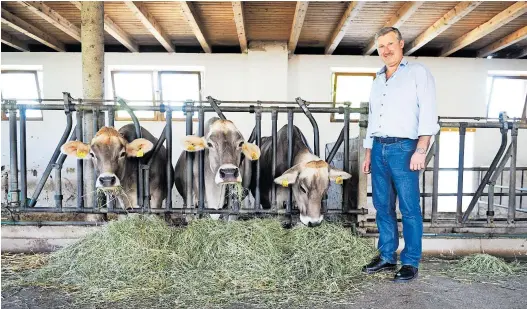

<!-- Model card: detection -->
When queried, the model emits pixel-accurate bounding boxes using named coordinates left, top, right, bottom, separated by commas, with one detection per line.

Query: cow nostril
left=220, top=170, right=226, bottom=178
left=100, top=176, right=116, bottom=186
left=308, top=222, right=314, bottom=227
left=219, top=168, right=237, bottom=179
left=234, top=169, right=239, bottom=177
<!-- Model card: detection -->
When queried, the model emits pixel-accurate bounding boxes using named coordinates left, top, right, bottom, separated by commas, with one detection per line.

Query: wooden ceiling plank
left=1, top=8, right=66, bottom=51
left=124, top=1, right=175, bottom=52
left=180, top=1, right=211, bottom=53
left=232, top=1, right=247, bottom=53
left=1, top=30, right=30, bottom=51
left=478, top=25, right=527, bottom=57
left=18, top=1, right=81, bottom=41
left=440, top=1, right=527, bottom=57
left=363, top=1, right=424, bottom=55
left=404, top=1, right=482, bottom=56
left=288, top=1, right=309, bottom=54
left=325, top=1, right=364, bottom=55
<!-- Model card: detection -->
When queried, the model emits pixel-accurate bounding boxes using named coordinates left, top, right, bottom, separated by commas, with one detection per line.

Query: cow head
left=274, top=160, right=351, bottom=227
left=181, top=119, right=260, bottom=184
left=61, top=127, right=153, bottom=190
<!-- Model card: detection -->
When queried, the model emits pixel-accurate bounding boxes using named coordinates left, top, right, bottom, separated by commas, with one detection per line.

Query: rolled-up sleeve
left=415, top=65, right=440, bottom=136
left=363, top=95, right=374, bottom=149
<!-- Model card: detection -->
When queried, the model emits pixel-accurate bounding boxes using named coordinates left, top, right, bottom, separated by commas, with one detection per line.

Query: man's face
left=376, top=31, right=404, bottom=68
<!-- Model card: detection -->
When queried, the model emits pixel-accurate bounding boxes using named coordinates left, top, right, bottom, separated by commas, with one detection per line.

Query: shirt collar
left=377, top=57, right=408, bottom=76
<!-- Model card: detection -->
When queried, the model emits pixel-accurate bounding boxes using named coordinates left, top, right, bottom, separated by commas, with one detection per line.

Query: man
left=361, top=27, right=439, bottom=282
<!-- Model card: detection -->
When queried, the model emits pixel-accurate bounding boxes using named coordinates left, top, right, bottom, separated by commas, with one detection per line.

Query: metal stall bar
left=76, top=110, right=84, bottom=209
left=107, top=108, right=115, bottom=127
left=198, top=106, right=205, bottom=214
left=325, top=128, right=344, bottom=164
left=254, top=105, right=262, bottom=210
left=8, top=101, right=19, bottom=206
left=92, top=106, right=99, bottom=209
left=207, top=96, right=226, bottom=120
left=185, top=100, right=194, bottom=209
left=431, top=131, right=440, bottom=225
left=296, top=97, right=320, bottom=156
left=343, top=106, right=351, bottom=219
left=28, top=100, right=74, bottom=207
left=143, top=125, right=167, bottom=210
left=19, top=105, right=27, bottom=208
left=456, top=124, right=467, bottom=223
left=287, top=108, right=294, bottom=221
left=509, top=124, right=519, bottom=224
left=487, top=144, right=513, bottom=224
left=271, top=109, right=278, bottom=209
left=462, top=122, right=509, bottom=223
left=166, top=109, right=173, bottom=210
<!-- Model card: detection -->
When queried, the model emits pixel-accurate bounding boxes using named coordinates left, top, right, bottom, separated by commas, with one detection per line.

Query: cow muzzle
left=96, top=172, right=121, bottom=189
left=300, top=214, right=323, bottom=227
left=215, top=164, right=241, bottom=184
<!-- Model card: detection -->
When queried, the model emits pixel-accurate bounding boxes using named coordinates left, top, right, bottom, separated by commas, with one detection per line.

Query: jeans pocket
left=399, top=139, right=417, bottom=152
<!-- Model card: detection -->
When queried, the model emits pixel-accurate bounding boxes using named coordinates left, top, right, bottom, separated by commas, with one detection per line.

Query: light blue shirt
left=363, top=58, right=440, bottom=149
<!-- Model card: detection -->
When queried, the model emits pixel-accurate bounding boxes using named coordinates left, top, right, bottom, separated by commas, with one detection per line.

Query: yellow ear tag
left=136, top=149, right=144, bottom=157
left=281, top=180, right=289, bottom=187
left=335, top=176, right=343, bottom=185
left=187, top=144, right=195, bottom=151
left=77, top=150, right=87, bottom=158
left=251, top=152, right=257, bottom=160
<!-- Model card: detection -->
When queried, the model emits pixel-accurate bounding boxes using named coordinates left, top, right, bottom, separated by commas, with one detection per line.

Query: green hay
left=11, top=215, right=378, bottom=307
left=451, top=253, right=523, bottom=277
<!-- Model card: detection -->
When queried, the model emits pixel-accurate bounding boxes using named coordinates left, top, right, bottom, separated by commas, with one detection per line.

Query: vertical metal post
left=143, top=165, right=151, bottom=211
left=76, top=111, right=84, bottom=209
left=19, top=105, right=27, bottom=208
left=198, top=106, right=205, bottom=213
left=487, top=144, right=512, bottom=224
left=166, top=109, right=173, bottom=210
left=520, top=170, right=524, bottom=209
left=255, top=106, right=262, bottom=210
left=185, top=101, right=193, bottom=209
left=295, top=97, right=320, bottom=156
left=271, top=109, right=278, bottom=208
left=92, top=107, right=99, bottom=209
left=343, top=106, right=350, bottom=214
left=456, top=124, right=466, bottom=223
left=422, top=170, right=426, bottom=217
left=508, top=125, right=518, bottom=224
left=54, top=164, right=62, bottom=210
left=8, top=101, right=19, bottom=206
left=488, top=183, right=495, bottom=224
left=357, top=102, right=369, bottom=221
left=431, top=131, right=440, bottom=226
left=287, top=108, right=294, bottom=215
left=108, top=108, right=115, bottom=127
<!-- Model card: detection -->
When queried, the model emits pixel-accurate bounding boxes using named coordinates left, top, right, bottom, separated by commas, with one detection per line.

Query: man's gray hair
left=375, top=27, right=403, bottom=42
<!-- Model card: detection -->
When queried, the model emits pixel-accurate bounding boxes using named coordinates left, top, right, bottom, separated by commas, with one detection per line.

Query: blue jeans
left=371, top=137, right=422, bottom=268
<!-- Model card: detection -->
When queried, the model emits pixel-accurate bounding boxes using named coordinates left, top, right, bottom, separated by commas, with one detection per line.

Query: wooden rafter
left=124, top=1, right=175, bottom=52
left=440, top=1, right=527, bottom=57
left=363, top=1, right=424, bottom=55
left=325, top=1, right=364, bottom=55
left=232, top=1, right=247, bottom=53
left=1, top=30, right=29, bottom=52
left=478, top=25, right=527, bottom=58
left=19, top=1, right=81, bottom=41
left=1, top=8, right=65, bottom=51
left=180, top=1, right=211, bottom=53
left=404, top=1, right=482, bottom=56
left=70, top=1, right=139, bottom=53
left=288, top=1, right=309, bottom=54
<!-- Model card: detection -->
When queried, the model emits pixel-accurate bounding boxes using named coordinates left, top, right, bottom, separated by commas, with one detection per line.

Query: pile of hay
left=13, top=215, right=377, bottom=307
left=450, top=253, right=523, bottom=277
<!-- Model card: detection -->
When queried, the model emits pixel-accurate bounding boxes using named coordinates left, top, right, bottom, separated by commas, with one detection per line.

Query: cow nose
left=308, top=221, right=321, bottom=228
left=219, top=167, right=238, bottom=179
left=99, top=175, right=116, bottom=186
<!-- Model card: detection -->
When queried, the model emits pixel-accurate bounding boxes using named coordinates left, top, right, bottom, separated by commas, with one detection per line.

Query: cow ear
left=127, top=138, right=153, bottom=157
left=61, top=141, right=91, bottom=159
left=242, top=142, right=261, bottom=160
left=274, top=164, right=302, bottom=187
left=181, top=135, right=207, bottom=152
left=328, top=167, right=351, bottom=185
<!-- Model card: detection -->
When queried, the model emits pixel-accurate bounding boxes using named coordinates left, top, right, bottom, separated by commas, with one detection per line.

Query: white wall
left=2, top=44, right=527, bottom=210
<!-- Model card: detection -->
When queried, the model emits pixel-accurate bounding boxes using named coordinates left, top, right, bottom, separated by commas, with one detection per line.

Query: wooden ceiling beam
left=71, top=1, right=139, bottom=53
left=363, top=1, right=424, bottom=55
left=1, top=30, right=29, bottom=51
left=180, top=1, right=211, bottom=53
left=18, top=1, right=81, bottom=41
left=288, top=1, right=309, bottom=54
left=404, top=1, right=482, bottom=56
left=478, top=25, right=527, bottom=58
left=124, top=1, right=175, bottom=52
left=325, top=1, right=364, bottom=55
left=1, top=8, right=66, bottom=51
left=232, top=1, right=247, bottom=53
left=440, top=1, right=527, bottom=57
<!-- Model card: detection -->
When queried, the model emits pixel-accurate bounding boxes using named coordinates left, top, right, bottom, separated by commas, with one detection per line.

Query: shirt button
left=383, top=94, right=386, bottom=96
left=380, top=114, right=382, bottom=117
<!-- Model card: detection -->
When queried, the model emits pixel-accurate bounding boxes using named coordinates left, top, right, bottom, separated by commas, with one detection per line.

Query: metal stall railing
left=1, top=95, right=367, bottom=227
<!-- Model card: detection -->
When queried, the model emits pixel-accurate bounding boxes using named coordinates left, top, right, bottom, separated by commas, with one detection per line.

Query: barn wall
left=1, top=47, right=526, bottom=211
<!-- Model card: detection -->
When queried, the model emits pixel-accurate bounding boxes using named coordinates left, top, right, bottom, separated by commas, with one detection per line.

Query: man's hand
left=410, top=151, right=426, bottom=171
left=362, top=148, right=371, bottom=174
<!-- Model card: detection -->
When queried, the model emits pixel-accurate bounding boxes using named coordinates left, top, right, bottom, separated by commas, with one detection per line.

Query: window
left=486, top=75, right=527, bottom=119
left=111, top=70, right=201, bottom=121
left=1, top=70, right=43, bottom=120
left=437, top=128, right=475, bottom=212
left=331, top=72, right=376, bottom=122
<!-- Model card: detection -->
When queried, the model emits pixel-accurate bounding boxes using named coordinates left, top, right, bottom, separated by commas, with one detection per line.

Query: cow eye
left=89, top=152, right=95, bottom=158
left=119, top=152, right=126, bottom=158
left=300, top=185, right=307, bottom=194
left=238, top=141, right=244, bottom=147
left=207, top=142, right=213, bottom=148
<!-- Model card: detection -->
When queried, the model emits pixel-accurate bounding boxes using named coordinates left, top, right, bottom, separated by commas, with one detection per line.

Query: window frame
left=486, top=74, right=527, bottom=119
left=1, top=70, right=43, bottom=121
left=330, top=72, right=377, bottom=123
left=110, top=69, right=202, bottom=122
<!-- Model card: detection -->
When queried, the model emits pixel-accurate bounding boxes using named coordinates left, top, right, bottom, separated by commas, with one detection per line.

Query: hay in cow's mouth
left=8, top=215, right=380, bottom=307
